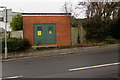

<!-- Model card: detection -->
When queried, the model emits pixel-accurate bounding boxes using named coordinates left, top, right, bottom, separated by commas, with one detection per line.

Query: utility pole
left=0, top=6, right=8, bottom=59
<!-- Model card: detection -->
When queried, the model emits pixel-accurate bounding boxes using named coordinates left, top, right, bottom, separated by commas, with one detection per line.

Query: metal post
left=4, top=7, right=7, bottom=59
left=0, top=6, right=7, bottom=59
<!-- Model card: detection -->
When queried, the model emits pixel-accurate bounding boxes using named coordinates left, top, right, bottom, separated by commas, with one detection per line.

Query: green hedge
left=1, top=38, right=31, bottom=53
left=103, top=37, right=116, bottom=44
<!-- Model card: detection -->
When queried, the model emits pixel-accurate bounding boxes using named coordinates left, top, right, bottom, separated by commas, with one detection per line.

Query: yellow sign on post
left=38, top=31, right=42, bottom=35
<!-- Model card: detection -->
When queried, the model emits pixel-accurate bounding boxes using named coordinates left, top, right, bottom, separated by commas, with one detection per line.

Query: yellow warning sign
left=49, top=30, right=52, bottom=34
left=38, top=31, right=42, bottom=35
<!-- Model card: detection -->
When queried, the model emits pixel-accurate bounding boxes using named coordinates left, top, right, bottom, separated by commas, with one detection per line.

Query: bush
left=10, top=14, right=23, bottom=31
left=1, top=38, right=31, bottom=53
left=103, top=37, right=116, bottom=44
left=83, top=16, right=108, bottom=41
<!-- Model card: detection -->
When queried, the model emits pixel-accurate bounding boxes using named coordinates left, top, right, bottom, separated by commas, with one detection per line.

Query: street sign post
left=0, top=6, right=8, bottom=59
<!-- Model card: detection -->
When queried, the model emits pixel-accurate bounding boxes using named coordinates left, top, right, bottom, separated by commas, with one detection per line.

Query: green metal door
left=34, top=24, right=56, bottom=45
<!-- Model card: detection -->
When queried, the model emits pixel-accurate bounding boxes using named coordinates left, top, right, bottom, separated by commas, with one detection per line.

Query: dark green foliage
left=103, top=37, right=116, bottom=44
left=83, top=17, right=120, bottom=41
left=2, top=38, right=31, bottom=53
left=71, top=16, right=78, bottom=27
left=83, top=16, right=107, bottom=41
left=109, top=18, right=120, bottom=39
left=10, top=14, right=23, bottom=31
left=82, top=2, right=120, bottom=42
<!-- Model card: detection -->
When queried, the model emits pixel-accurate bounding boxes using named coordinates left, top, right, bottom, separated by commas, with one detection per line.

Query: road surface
left=2, top=45, right=119, bottom=79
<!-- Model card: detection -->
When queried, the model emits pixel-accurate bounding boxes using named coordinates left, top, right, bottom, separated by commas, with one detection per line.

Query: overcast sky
left=0, top=0, right=86, bottom=18
left=0, top=0, right=80, bottom=12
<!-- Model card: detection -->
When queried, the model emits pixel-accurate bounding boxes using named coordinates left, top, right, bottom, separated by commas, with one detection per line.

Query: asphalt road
left=2, top=46, right=119, bottom=79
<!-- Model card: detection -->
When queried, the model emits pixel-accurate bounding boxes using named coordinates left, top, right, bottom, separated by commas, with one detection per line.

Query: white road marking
left=2, top=75, right=23, bottom=79
left=69, top=62, right=120, bottom=72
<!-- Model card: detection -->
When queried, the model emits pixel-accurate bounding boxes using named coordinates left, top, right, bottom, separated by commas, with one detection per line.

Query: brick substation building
left=22, top=13, right=71, bottom=47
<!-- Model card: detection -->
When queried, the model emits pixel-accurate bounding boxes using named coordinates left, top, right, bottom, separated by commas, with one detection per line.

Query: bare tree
left=61, top=1, right=79, bottom=17
left=61, top=1, right=72, bottom=13
left=77, top=0, right=120, bottom=20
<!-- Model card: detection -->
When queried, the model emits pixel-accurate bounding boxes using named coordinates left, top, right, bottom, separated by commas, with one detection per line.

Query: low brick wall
left=0, top=31, right=23, bottom=39
left=10, top=30, right=23, bottom=38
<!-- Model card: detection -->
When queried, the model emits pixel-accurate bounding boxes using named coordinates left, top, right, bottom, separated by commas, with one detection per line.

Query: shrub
left=103, top=37, right=116, bottom=44
left=10, top=14, right=23, bottom=31
left=2, top=38, right=31, bottom=53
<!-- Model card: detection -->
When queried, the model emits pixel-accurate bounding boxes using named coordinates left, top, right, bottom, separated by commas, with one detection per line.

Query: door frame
left=33, top=24, right=56, bottom=45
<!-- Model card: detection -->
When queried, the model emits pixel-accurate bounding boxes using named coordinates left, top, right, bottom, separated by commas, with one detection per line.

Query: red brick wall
left=22, top=15, right=71, bottom=46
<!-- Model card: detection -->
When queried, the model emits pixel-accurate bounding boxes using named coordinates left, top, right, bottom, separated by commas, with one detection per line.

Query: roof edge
left=22, top=13, right=71, bottom=16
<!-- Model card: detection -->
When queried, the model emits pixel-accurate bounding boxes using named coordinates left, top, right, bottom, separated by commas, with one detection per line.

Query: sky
left=0, top=0, right=86, bottom=18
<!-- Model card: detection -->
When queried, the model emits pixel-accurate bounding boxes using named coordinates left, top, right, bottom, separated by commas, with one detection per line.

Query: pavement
left=2, top=44, right=119, bottom=78
left=0, top=43, right=119, bottom=62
